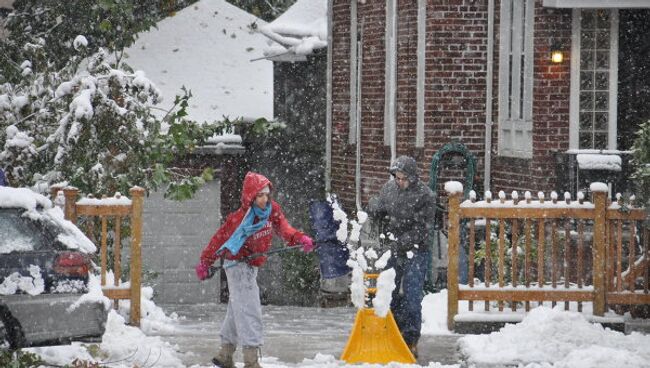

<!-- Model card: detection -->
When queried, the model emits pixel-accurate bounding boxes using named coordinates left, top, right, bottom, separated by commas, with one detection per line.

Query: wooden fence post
left=446, top=183, right=462, bottom=330
left=592, top=185, right=608, bottom=316
left=49, top=186, right=59, bottom=201
left=63, top=187, right=79, bottom=223
left=129, top=186, right=145, bottom=327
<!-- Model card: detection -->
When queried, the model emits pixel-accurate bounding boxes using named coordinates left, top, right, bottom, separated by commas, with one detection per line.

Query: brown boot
left=408, top=343, right=418, bottom=359
left=243, top=346, right=262, bottom=368
left=212, top=343, right=236, bottom=368
left=407, top=337, right=419, bottom=359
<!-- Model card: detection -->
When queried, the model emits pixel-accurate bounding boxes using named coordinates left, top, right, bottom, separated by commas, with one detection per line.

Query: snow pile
left=260, top=0, right=327, bottom=58
left=576, top=154, right=622, bottom=171
left=0, top=187, right=96, bottom=253
left=0, top=185, right=51, bottom=210
left=68, top=273, right=112, bottom=312
left=29, top=309, right=184, bottom=368
left=420, top=289, right=472, bottom=336
left=117, top=286, right=180, bottom=334
left=459, top=306, right=650, bottom=367
left=0, top=265, right=45, bottom=296
left=28, top=283, right=182, bottom=367
left=28, top=344, right=96, bottom=367
left=100, top=311, right=184, bottom=368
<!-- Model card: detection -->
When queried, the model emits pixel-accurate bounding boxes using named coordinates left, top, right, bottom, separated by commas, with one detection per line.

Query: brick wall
left=491, top=2, right=572, bottom=193
left=331, top=0, right=389, bottom=211
left=331, top=0, right=354, bottom=209
left=421, top=0, right=488, bottom=201
left=331, top=0, right=573, bottom=211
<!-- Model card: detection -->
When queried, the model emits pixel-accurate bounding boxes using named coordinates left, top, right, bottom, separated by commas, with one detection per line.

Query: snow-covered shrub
left=0, top=0, right=180, bottom=78
left=0, top=41, right=222, bottom=199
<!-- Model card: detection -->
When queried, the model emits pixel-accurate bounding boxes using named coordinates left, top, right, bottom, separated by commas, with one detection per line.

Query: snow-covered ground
left=460, top=306, right=650, bottom=368
left=4, top=188, right=648, bottom=367
left=23, top=288, right=650, bottom=368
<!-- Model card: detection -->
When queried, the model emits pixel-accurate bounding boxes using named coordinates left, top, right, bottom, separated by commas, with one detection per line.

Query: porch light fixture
left=551, top=42, right=563, bottom=63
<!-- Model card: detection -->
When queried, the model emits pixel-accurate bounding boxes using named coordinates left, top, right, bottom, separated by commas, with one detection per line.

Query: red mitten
left=195, top=261, right=210, bottom=281
left=300, top=235, right=316, bottom=253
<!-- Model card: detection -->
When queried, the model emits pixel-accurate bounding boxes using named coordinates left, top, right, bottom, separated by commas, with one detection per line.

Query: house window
left=498, top=0, right=535, bottom=158
left=570, top=9, right=619, bottom=150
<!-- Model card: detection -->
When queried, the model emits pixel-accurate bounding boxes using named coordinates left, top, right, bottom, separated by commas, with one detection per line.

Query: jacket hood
left=389, top=155, right=419, bottom=182
left=241, top=172, right=273, bottom=210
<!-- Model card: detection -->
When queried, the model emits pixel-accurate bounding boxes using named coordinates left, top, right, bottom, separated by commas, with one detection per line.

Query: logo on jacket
left=251, top=222, right=272, bottom=240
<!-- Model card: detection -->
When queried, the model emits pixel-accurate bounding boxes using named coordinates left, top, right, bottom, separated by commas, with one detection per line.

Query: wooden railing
left=53, top=186, right=144, bottom=327
left=445, top=181, right=649, bottom=330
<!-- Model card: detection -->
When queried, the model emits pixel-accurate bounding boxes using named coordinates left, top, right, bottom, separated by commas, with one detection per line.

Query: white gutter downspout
left=384, top=0, right=397, bottom=162
left=325, top=0, right=333, bottom=192
left=355, top=23, right=364, bottom=211
left=484, top=0, right=495, bottom=192
left=349, top=1, right=358, bottom=144
left=415, top=0, right=426, bottom=148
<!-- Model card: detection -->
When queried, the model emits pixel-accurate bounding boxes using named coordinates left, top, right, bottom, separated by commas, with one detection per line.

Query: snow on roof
left=123, top=0, right=273, bottom=124
left=260, top=0, right=327, bottom=58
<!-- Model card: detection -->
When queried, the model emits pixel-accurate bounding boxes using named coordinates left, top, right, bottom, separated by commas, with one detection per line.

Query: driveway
left=156, top=303, right=463, bottom=367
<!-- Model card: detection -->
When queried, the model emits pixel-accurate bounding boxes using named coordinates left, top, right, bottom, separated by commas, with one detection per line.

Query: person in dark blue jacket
left=367, top=155, right=436, bottom=358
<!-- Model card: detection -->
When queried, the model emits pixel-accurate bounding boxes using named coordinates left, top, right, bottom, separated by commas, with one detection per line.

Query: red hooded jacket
left=200, top=172, right=304, bottom=267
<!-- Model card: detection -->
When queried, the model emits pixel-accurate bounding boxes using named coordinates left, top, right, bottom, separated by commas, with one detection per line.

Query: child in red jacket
left=195, top=172, right=314, bottom=368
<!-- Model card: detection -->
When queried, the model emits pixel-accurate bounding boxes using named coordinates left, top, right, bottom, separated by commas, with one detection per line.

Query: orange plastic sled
left=340, top=308, right=416, bottom=364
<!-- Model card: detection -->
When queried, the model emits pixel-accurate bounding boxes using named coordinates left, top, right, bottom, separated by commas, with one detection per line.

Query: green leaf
left=99, top=19, right=112, bottom=31
left=152, top=164, right=168, bottom=186
left=201, top=167, right=214, bottom=182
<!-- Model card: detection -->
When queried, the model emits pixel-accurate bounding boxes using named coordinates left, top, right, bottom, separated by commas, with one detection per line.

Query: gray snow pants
left=220, top=262, right=263, bottom=347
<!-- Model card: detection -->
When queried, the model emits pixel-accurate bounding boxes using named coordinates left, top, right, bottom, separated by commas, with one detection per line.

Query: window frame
left=569, top=8, right=619, bottom=150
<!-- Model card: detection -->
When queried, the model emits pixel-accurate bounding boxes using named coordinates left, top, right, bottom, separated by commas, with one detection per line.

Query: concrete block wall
left=142, top=179, right=222, bottom=306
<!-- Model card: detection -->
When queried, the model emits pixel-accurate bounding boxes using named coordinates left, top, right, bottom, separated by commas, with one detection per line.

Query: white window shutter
left=498, top=0, right=535, bottom=158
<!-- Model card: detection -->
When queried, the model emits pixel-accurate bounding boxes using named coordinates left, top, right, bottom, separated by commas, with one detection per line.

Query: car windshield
left=0, top=209, right=52, bottom=253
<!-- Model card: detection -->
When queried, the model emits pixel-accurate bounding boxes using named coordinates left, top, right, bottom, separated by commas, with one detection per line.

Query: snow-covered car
left=0, top=187, right=108, bottom=349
